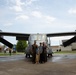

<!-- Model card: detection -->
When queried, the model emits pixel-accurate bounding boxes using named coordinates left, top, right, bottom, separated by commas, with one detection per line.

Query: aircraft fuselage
left=28, top=34, right=48, bottom=46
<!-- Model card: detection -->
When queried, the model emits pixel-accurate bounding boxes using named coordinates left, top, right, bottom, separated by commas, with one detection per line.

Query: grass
left=0, top=52, right=24, bottom=56
left=54, top=51, right=76, bottom=54
left=0, top=51, right=76, bottom=56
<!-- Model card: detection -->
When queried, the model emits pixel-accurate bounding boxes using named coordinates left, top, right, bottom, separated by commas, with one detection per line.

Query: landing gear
left=48, top=53, right=53, bottom=57
left=25, top=54, right=30, bottom=58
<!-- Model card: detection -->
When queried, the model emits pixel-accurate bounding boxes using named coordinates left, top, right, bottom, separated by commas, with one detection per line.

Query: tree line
left=16, top=40, right=27, bottom=52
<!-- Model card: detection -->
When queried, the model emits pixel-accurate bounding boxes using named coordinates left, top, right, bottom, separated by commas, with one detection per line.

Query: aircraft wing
left=1, top=31, right=76, bottom=47
left=46, top=31, right=76, bottom=37
left=46, top=31, right=76, bottom=47
left=63, top=36, right=76, bottom=47
left=0, top=31, right=76, bottom=37
left=0, top=31, right=30, bottom=40
left=0, top=31, right=30, bottom=48
left=0, top=31, right=30, bottom=37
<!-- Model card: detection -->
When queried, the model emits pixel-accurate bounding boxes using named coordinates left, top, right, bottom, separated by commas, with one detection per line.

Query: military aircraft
left=0, top=31, right=76, bottom=57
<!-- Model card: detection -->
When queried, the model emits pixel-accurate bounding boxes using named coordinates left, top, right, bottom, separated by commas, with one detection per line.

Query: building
left=60, top=39, right=76, bottom=51
left=0, top=45, right=4, bottom=52
left=51, top=45, right=60, bottom=52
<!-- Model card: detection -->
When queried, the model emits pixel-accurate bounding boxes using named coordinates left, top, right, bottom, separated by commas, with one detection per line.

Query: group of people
left=31, top=40, right=47, bottom=64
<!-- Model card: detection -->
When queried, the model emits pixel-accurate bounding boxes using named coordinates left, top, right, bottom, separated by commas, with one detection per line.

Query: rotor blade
left=0, top=32, right=30, bottom=37
left=0, top=37, right=13, bottom=48
left=47, top=31, right=76, bottom=37
left=63, top=36, right=76, bottom=47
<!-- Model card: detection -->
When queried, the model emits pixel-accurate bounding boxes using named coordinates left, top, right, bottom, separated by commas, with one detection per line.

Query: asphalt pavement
left=0, top=54, right=76, bottom=63
left=0, top=54, right=25, bottom=62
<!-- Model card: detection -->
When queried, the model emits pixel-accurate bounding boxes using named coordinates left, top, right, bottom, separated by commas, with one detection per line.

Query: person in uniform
left=42, top=42, right=47, bottom=63
left=32, top=40, right=38, bottom=64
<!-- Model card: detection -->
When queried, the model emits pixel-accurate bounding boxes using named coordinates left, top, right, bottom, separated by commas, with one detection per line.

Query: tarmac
left=0, top=54, right=76, bottom=75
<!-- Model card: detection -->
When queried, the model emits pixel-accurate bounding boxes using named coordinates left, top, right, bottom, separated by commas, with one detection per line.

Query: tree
left=16, top=40, right=27, bottom=52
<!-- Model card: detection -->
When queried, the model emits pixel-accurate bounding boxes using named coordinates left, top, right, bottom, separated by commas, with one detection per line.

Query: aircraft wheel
left=26, top=54, right=28, bottom=58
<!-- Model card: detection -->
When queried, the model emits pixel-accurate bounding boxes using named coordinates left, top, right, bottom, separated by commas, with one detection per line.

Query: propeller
left=0, top=37, right=13, bottom=48
left=63, top=36, right=76, bottom=47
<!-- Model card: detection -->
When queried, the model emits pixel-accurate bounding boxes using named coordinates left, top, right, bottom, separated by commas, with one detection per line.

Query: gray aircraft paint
left=28, top=34, right=47, bottom=46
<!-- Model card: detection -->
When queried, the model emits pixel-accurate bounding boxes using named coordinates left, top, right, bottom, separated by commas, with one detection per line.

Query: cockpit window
left=31, top=35, right=37, bottom=40
left=31, top=34, right=46, bottom=41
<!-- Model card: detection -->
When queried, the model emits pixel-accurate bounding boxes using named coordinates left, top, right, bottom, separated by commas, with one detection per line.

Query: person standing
left=42, top=42, right=47, bottom=63
left=32, top=40, right=38, bottom=64
left=39, top=43, right=43, bottom=63
left=35, top=47, right=39, bottom=64
left=9, top=48, right=12, bottom=56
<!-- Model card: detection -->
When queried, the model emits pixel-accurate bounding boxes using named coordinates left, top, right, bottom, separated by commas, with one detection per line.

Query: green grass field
left=0, top=51, right=76, bottom=56
left=54, top=51, right=76, bottom=54
left=0, top=52, right=24, bottom=56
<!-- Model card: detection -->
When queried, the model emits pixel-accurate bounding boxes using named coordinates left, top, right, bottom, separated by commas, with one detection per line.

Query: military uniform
left=32, top=44, right=38, bottom=63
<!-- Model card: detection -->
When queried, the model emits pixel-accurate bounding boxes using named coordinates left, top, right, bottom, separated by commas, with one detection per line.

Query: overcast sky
left=0, top=0, right=76, bottom=45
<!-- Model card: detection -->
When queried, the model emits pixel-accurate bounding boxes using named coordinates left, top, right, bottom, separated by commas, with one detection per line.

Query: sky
left=0, top=0, right=76, bottom=45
